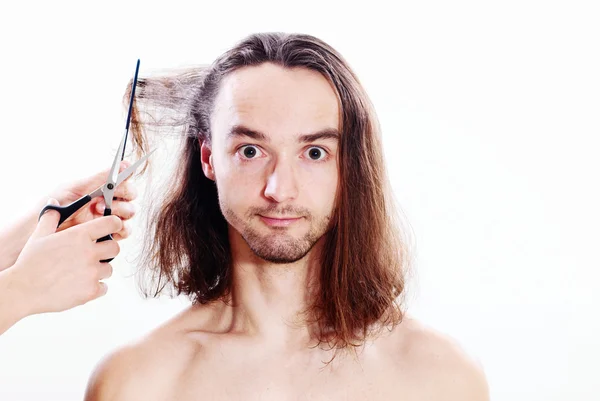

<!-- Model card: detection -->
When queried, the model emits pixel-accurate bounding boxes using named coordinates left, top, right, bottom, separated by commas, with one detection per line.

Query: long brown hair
left=126, top=32, right=415, bottom=353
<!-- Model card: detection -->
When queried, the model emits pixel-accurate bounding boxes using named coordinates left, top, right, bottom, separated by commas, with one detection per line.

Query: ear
left=200, top=140, right=216, bottom=181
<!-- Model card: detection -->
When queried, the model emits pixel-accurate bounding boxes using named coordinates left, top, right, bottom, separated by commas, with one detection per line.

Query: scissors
left=38, top=59, right=155, bottom=263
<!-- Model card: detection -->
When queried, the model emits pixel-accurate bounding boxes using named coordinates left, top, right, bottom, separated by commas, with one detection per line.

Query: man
left=85, top=32, right=489, bottom=400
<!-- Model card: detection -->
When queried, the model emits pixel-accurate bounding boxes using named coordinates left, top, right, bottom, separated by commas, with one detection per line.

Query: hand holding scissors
left=38, top=60, right=155, bottom=263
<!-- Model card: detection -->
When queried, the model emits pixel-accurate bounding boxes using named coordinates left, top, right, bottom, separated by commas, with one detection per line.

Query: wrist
left=0, top=267, right=34, bottom=331
left=0, top=200, right=46, bottom=272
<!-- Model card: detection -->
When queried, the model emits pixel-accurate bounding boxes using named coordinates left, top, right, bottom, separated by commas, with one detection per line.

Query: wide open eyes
left=237, top=145, right=330, bottom=163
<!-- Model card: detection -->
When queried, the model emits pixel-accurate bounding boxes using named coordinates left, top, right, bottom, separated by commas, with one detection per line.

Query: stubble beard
left=221, top=204, right=331, bottom=264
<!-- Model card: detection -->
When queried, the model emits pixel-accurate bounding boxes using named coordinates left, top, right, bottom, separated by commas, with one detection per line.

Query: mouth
left=259, top=215, right=303, bottom=227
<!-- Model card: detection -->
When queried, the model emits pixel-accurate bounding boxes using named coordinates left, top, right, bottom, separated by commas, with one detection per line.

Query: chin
left=242, top=226, right=319, bottom=264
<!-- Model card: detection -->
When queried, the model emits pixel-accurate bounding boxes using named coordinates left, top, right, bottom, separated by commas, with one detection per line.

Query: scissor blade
left=122, top=59, right=140, bottom=160
left=110, top=60, right=140, bottom=186
left=106, top=130, right=128, bottom=186
left=101, top=60, right=141, bottom=214
left=102, top=131, right=127, bottom=210
left=89, top=185, right=104, bottom=199
left=115, top=149, right=156, bottom=187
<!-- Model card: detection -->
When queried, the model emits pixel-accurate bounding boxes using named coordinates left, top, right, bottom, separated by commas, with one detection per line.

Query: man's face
left=203, top=62, right=340, bottom=264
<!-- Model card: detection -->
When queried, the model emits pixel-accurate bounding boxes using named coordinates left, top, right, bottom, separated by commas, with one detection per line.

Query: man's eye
left=238, top=145, right=263, bottom=159
left=305, top=147, right=328, bottom=161
left=237, top=145, right=329, bottom=162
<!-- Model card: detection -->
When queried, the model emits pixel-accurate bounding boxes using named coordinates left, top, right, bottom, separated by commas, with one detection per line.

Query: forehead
left=211, top=63, right=340, bottom=141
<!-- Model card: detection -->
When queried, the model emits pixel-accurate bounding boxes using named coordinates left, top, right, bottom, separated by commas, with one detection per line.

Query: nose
left=263, top=159, right=299, bottom=203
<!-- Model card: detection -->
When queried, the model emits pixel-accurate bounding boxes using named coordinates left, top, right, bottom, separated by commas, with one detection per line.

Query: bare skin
left=85, top=304, right=488, bottom=401
left=0, top=162, right=138, bottom=335
left=85, top=63, right=489, bottom=400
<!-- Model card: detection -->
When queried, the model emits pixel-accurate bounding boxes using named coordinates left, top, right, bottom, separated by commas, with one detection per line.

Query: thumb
left=31, top=198, right=61, bottom=239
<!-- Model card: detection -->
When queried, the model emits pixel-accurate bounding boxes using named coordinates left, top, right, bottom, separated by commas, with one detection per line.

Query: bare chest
left=166, top=349, right=405, bottom=401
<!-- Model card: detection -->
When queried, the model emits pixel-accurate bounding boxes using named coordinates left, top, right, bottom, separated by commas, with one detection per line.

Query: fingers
left=90, top=282, right=109, bottom=301
left=112, top=222, right=132, bottom=241
left=112, top=180, right=138, bottom=202
left=88, top=255, right=115, bottom=303
left=82, top=215, right=123, bottom=241
left=94, top=238, right=120, bottom=261
left=92, top=199, right=134, bottom=241
left=96, top=262, right=113, bottom=281
left=89, top=248, right=117, bottom=301
left=31, top=198, right=61, bottom=239
left=96, top=199, right=136, bottom=219
left=112, top=161, right=138, bottom=200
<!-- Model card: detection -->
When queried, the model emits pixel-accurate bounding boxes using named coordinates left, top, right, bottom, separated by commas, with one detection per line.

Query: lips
left=259, top=215, right=303, bottom=227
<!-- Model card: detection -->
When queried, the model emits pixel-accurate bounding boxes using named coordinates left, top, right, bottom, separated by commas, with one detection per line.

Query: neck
left=224, top=229, right=325, bottom=349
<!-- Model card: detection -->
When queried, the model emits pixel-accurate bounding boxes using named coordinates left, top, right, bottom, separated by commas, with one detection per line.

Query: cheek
left=214, top=165, right=260, bottom=211
left=298, top=163, right=339, bottom=212
left=324, top=175, right=339, bottom=212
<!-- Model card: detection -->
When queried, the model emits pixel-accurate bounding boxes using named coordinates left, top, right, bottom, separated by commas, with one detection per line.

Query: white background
left=0, top=1, right=598, bottom=400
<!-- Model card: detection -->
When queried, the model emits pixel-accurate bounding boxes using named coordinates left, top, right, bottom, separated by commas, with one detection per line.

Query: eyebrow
left=226, top=124, right=340, bottom=144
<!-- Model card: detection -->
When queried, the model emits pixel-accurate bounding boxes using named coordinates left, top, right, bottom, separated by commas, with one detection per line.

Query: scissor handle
left=39, top=194, right=93, bottom=227
left=97, top=208, right=114, bottom=263
left=39, top=196, right=115, bottom=264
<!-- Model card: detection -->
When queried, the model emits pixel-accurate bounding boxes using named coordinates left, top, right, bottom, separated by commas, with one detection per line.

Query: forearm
left=0, top=198, right=47, bottom=272
left=0, top=268, right=31, bottom=335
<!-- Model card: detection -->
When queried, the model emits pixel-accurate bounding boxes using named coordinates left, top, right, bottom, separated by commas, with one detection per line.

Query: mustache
left=249, top=205, right=310, bottom=218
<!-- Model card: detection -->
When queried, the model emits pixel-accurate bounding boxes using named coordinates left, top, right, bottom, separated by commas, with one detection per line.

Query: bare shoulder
left=84, top=304, right=215, bottom=401
left=84, top=338, right=153, bottom=401
left=391, top=316, right=490, bottom=401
